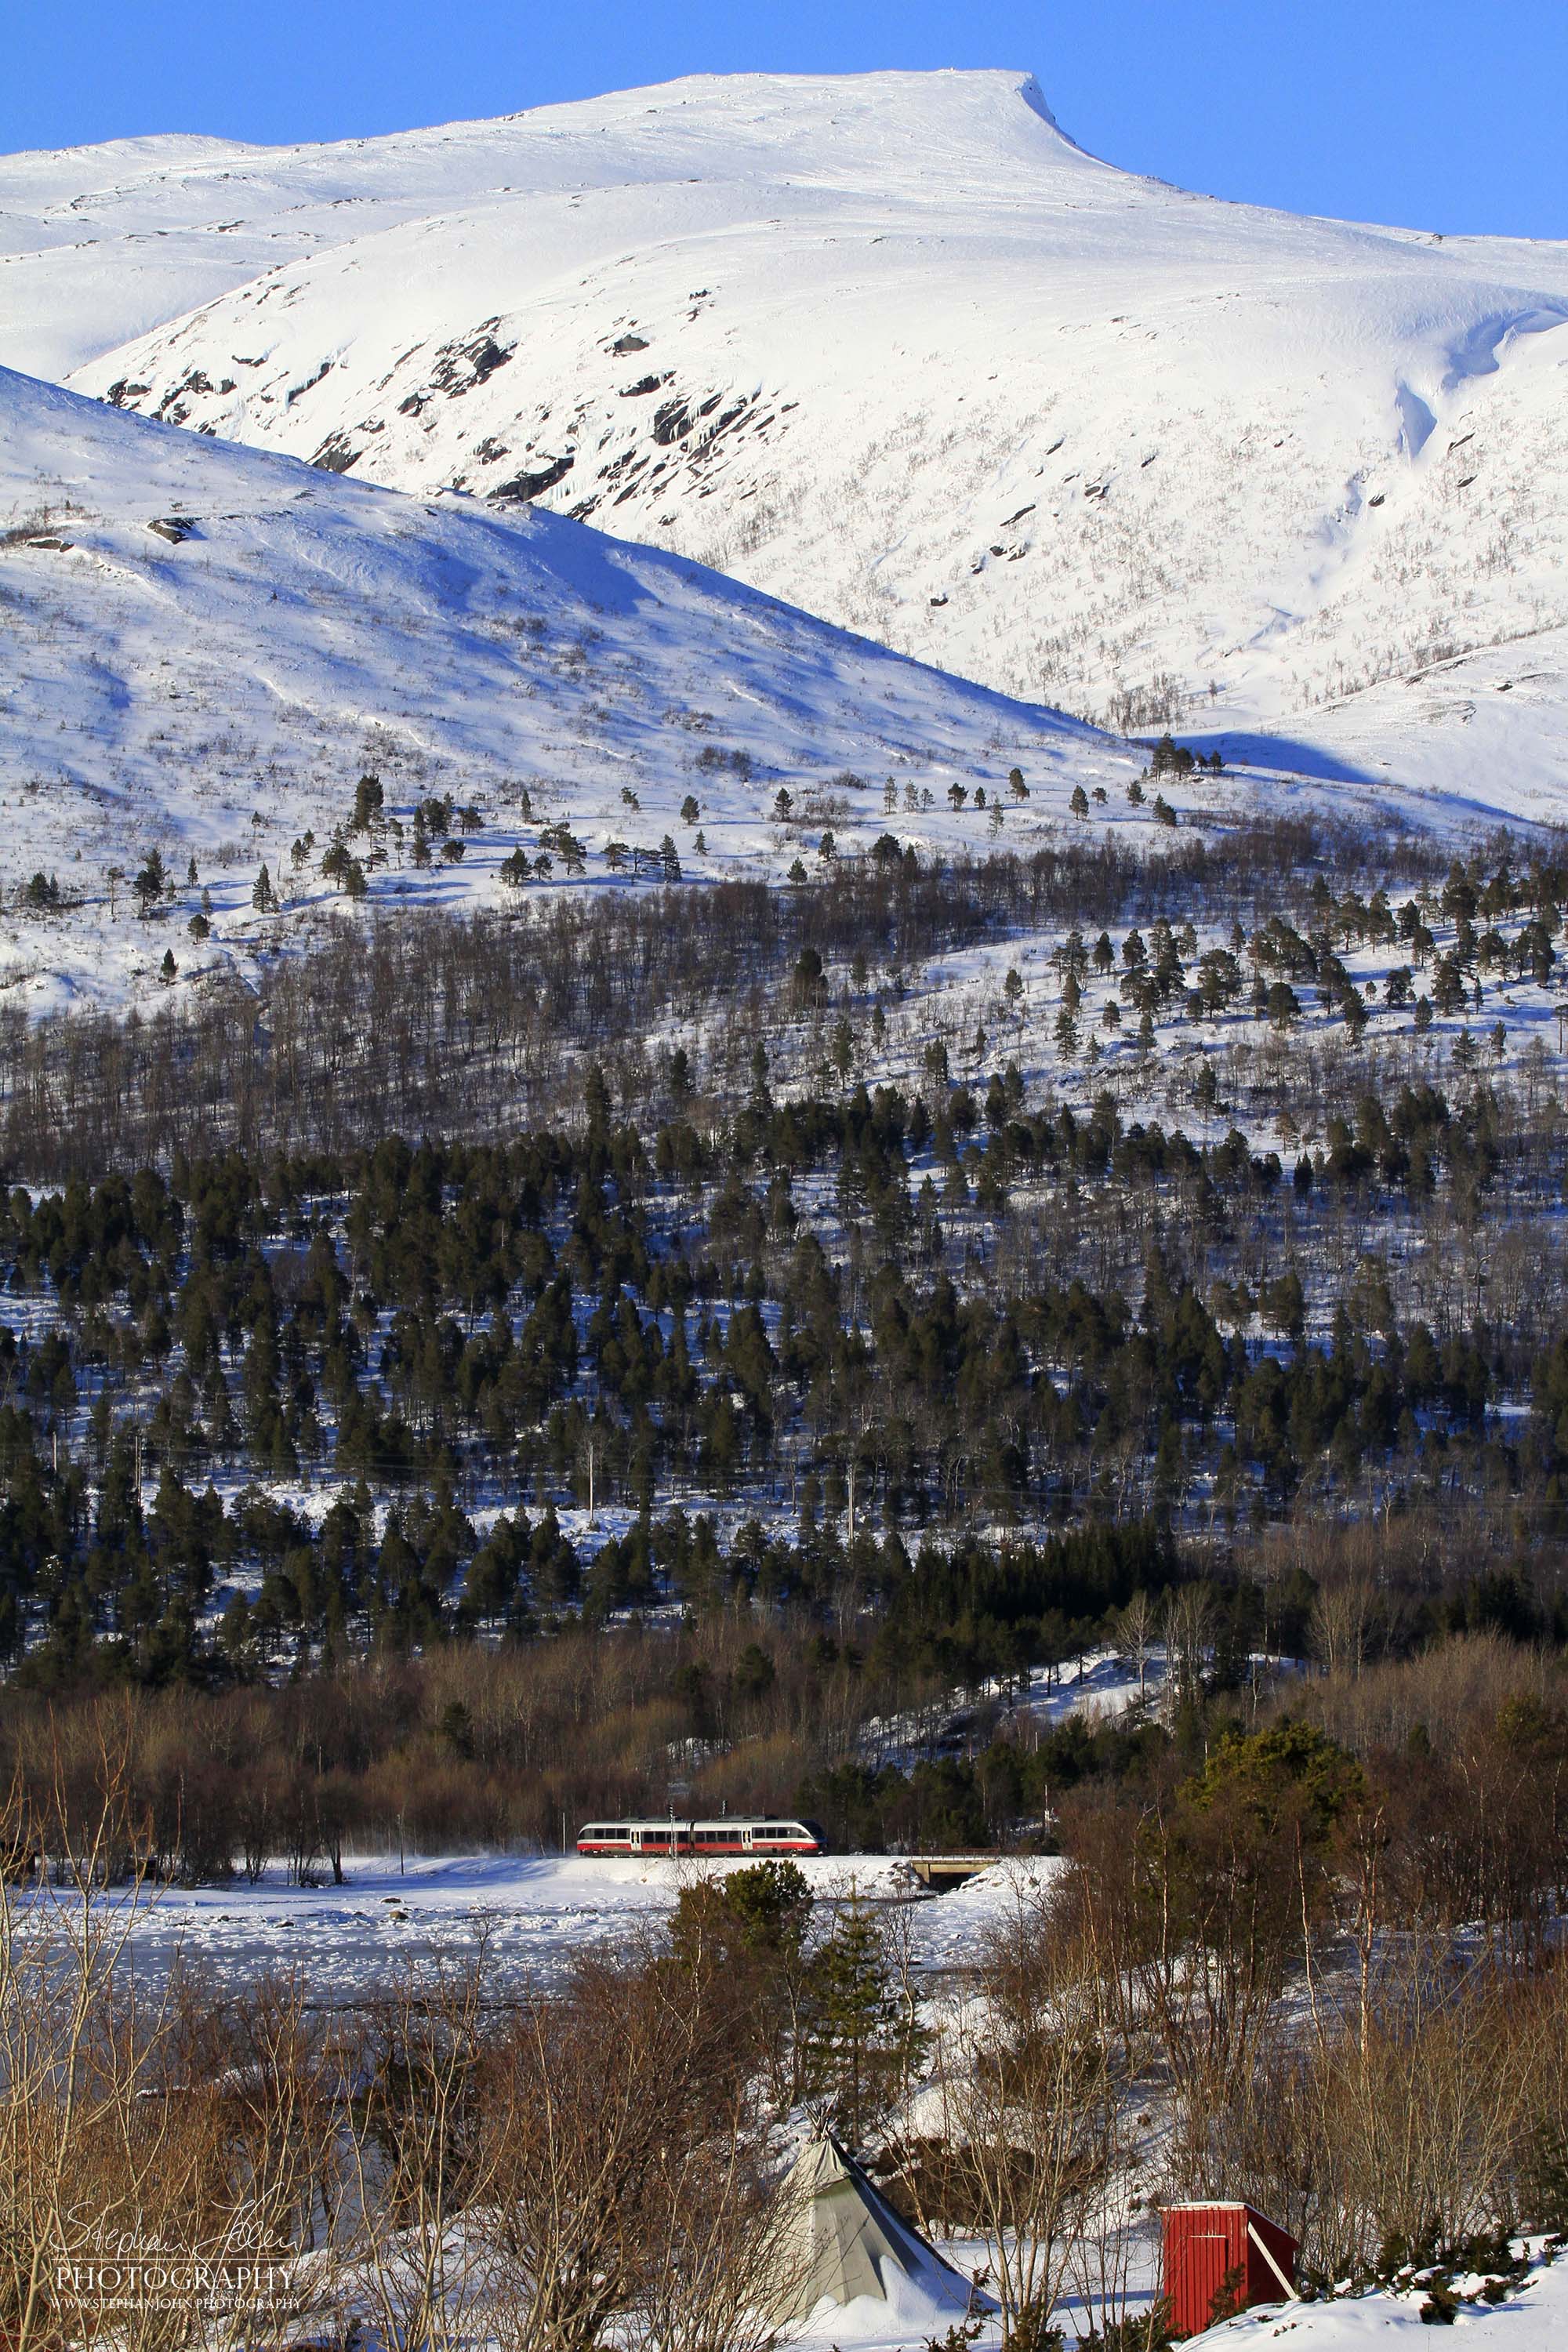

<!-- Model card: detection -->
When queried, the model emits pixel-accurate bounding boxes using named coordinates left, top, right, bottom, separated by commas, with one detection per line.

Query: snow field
left=5, top=354, right=1546, bottom=1019
left=65, top=1847, right=1063, bottom=1997
left=5, top=69, right=1561, bottom=793
left=1194, top=2245, right=1568, bottom=2352
left=0, top=361, right=1146, bottom=1011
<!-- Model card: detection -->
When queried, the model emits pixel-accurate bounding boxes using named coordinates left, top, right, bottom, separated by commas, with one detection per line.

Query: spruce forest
left=5, top=826, right=1568, bottom=1860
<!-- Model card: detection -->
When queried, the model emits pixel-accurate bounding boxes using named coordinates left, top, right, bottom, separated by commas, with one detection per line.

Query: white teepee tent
left=770, top=2134, right=984, bottom=2325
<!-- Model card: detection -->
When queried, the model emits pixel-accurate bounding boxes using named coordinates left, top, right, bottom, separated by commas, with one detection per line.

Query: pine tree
left=350, top=772, right=384, bottom=831
left=1432, top=956, right=1466, bottom=1017
left=803, top=1888, right=926, bottom=2149
left=252, top=863, right=278, bottom=913
left=132, top=848, right=167, bottom=917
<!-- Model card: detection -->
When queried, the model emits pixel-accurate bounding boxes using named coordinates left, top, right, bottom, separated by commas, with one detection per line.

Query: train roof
left=579, top=1814, right=815, bottom=1827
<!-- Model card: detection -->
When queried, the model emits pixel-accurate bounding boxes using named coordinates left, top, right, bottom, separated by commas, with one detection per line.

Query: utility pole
left=667, top=1778, right=689, bottom=1864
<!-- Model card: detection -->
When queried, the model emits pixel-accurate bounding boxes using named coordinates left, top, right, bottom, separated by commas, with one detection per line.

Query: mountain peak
left=5, top=67, right=1568, bottom=836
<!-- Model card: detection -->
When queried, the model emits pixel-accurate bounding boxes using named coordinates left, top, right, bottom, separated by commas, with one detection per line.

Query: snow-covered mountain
left=7, top=68, right=1566, bottom=768
left=0, top=362, right=1150, bottom=1011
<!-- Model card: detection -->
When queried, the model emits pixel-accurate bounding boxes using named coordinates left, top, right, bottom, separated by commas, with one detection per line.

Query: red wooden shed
left=1161, top=2202, right=1299, bottom=2338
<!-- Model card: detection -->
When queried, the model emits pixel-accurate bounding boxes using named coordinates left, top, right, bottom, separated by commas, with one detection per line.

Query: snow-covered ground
left=1197, top=2248, right=1568, bottom=2352
left=799, top=2230, right=1568, bottom=2352
left=81, top=1849, right=1061, bottom=1996
left=862, top=1648, right=1169, bottom=1772
left=5, top=67, right=1563, bottom=787
left=7, top=358, right=1552, bottom=1021
left=0, top=361, right=1145, bottom=1011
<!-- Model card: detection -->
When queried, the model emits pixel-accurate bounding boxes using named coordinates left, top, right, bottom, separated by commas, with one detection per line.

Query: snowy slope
left=1191, top=2249, right=1566, bottom=2352
left=10, top=68, right=1566, bottom=779
left=0, top=362, right=1150, bottom=1011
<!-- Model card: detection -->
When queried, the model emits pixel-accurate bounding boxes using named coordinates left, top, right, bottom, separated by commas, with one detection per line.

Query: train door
left=630, top=1828, right=643, bottom=1853
left=742, top=1825, right=753, bottom=1849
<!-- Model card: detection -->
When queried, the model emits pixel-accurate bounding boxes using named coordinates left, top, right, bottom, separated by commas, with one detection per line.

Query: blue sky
left=11, top=1, right=1563, bottom=238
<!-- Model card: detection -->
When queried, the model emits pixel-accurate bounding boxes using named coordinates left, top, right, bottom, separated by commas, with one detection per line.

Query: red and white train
left=575, top=1816, right=827, bottom=1857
